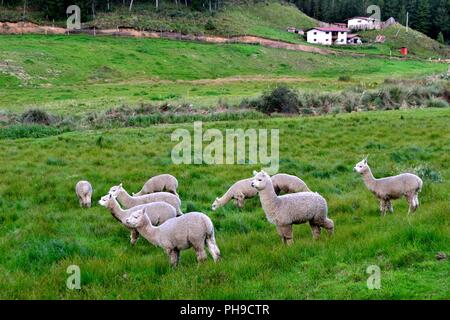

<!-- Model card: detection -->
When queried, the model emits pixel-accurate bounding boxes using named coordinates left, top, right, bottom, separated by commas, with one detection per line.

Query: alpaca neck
left=258, top=180, right=280, bottom=217
left=362, top=167, right=377, bottom=192
left=138, top=223, right=161, bottom=247
left=117, top=189, right=135, bottom=208
left=218, top=188, right=234, bottom=206
left=107, top=198, right=127, bottom=222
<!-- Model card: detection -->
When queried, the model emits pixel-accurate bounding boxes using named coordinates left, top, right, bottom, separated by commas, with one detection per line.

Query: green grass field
left=0, top=108, right=449, bottom=299
left=0, top=34, right=447, bottom=115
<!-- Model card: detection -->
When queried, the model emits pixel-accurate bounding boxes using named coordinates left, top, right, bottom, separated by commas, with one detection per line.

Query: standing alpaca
left=211, top=178, right=257, bottom=210
left=75, top=180, right=93, bottom=208
left=133, top=174, right=179, bottom=197
left=98, top=194, right=177, bottom=245
left=354, top=157, right=423, bottom=215
left=251, top=170, right=333, bottom=244
left=125, top=209, right=221, bottom=267
left=109, top=184, right=183, bottom=216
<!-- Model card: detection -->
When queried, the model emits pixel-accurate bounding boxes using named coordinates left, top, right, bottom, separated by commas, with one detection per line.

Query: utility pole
left=406, top=12, right=409, bottom=32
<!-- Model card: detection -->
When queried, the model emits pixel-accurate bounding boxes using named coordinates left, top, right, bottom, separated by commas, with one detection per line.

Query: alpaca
left=109, top=183, right=182, bottom=216
left=133, top=174, right=178, bottom=197
left=354, top=157, right=423, bottom=215
left=98, top=193, right=177, bottom=245
left=125, top=209, right=221, bottom=267
left=211, top=178, right=257, bottom=210
left=271, top=173, right=311, bottom=194
left=75, top=180, right=93, bottom=208
left=251, top=170, right=334, bottom=244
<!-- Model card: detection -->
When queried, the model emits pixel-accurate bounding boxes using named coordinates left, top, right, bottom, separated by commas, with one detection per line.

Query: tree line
left=293, top=0, right=449, bottom=42
left=1, top=0, right=448, bottom=42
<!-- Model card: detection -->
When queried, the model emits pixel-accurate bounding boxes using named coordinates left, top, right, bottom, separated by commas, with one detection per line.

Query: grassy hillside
left=359, top=23, right=450, bottom=59
left=0, top=108, right=449, bottom=299
left=0, top=35, right=446, bottom=115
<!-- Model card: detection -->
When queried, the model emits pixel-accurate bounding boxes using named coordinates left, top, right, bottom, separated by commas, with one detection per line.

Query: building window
left=314, top=32, right=317, bottom=35
left=326, top=32, right=329, bottom=34
left=314, top=39, right=317, bottom=42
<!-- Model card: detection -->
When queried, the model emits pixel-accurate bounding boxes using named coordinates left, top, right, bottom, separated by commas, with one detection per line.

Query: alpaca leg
left=406, top=193, right=415, bottom=215
left=386, top=200, right=393, bottom=213
left=414, top=194, right=420, bottom=210
left=130, top=230, right=139, bottom=246
left=277, top=225, right=293, bottom=245
left=379, top=200, right=387, bottom=216
left=309, top=223, right=321, bottom=240
left=235, top=193, right=245, bottom=209
left=195, top=247, right=208, bottom=263
left=168, top=249, right=180, bottom=267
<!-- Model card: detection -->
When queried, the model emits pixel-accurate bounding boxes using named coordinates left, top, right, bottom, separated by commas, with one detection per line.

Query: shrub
left=256, top=86, right=299, bottom=114
left=205, top=19, right=216, bottom=31
left=20, top=109, right=54, bottom=125
left=426, top=98, right=449, bottom=108
left=338, top=75, right=351, bottom=82
left=414, top=165, right=443, bottom=183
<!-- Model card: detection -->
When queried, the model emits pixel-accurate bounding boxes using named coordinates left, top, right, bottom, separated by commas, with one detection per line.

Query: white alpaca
left=109, top=183, right=182, bottom=216
left=251, top=170, right=334, bottom=244
left=98, top=194, right=177, bottom=245
left=75, top=180, right=93, bottom=208
left=125, top=209, right=221, bottom=267
left=211, top=178, right=257, bottom=210
left=354, top=157, right=423, bottom=215
left=133, top=174, right=179, bottom=197
left=271, top=173, right=311, bottom=194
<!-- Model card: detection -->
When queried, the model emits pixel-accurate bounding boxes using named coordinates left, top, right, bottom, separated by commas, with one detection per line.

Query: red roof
left=347, top=34, right=360, bottom=38
left=308, top=27, right=349, bottom=32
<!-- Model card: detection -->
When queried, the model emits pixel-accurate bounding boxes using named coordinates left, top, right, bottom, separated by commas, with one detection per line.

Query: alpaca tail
left=176, top=207, right=183, bottom=217
left=205, top=218, right=221, bottom=262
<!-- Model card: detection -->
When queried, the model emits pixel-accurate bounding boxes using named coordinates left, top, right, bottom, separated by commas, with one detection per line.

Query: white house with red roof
left=306, top=27, right=349, bottom=45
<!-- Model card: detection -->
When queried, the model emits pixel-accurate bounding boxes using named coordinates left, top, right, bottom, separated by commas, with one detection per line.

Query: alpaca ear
left=364, top=155, right=368, bottom=164
left=253, top=170, right=258, bottom=176
left=109, top=194, right=112, bottom=199
left=119, top=183, right=123, bottom=188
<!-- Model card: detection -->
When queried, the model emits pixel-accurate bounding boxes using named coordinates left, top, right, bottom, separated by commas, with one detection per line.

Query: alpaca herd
left=75, top=157, right=423, bottom=267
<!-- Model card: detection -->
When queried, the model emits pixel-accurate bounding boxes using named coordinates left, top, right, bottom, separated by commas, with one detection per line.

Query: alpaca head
left=211, top=197, right=221, bottom=211
left=251, top=170, right=271, bottom=191
left=98, top=193, right=113, bottom=207
left=125, top=209, right=147, bottom=228
left=354, top=157, right=369, bottom=174
left=108, top=183, right=123, bottom=197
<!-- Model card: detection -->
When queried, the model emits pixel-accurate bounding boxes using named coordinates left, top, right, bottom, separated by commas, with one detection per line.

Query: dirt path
left=0, top=21, right=338, bottom=56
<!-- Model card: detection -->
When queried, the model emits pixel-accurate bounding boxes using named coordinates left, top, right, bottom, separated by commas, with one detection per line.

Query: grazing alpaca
left=251, top=170, right=333, bottom=244
left=211, top=178, right=257, bottom=210
left=271, top=173, right=311, bottom=194
left=75, top=180, right=93, bottom=208
left=354, top=157, right=423, bottom=215
left=133, top=174, right=179, bottom=197
left=125, top=209, right=221, bottom=267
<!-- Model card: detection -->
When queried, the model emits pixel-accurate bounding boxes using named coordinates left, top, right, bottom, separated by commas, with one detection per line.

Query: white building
left=347, top=17, right=380, bottom=30
left=347, top=34, right=362, bottom=44
left=306, top=27, right=349, bottom=45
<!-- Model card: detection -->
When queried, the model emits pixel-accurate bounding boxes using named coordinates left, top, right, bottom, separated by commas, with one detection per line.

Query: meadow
left=0, top=34, right=447, bottom=115
left=0, top=108, right=448, bottom=299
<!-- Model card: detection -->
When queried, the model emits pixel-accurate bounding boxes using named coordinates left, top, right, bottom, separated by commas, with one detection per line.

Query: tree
left=414, top=0, right=431, bottom=34
left=437, top=31, right=445, bottom=43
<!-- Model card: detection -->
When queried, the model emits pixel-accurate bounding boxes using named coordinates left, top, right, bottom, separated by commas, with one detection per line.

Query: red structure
left=400, top=47, right=408, bottom=55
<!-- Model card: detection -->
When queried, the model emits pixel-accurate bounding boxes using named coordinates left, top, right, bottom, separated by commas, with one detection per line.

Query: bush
left=256, top=86, right=299, bottom=114
left=338, top=75, right=351, bottom=82
left=426, top=98, right=449, bottom=108
left=205, top=19, right=216, bottom=31
left=20, top=109, right=54, bottom=125
left=414, top=165, right=443, bottom=183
